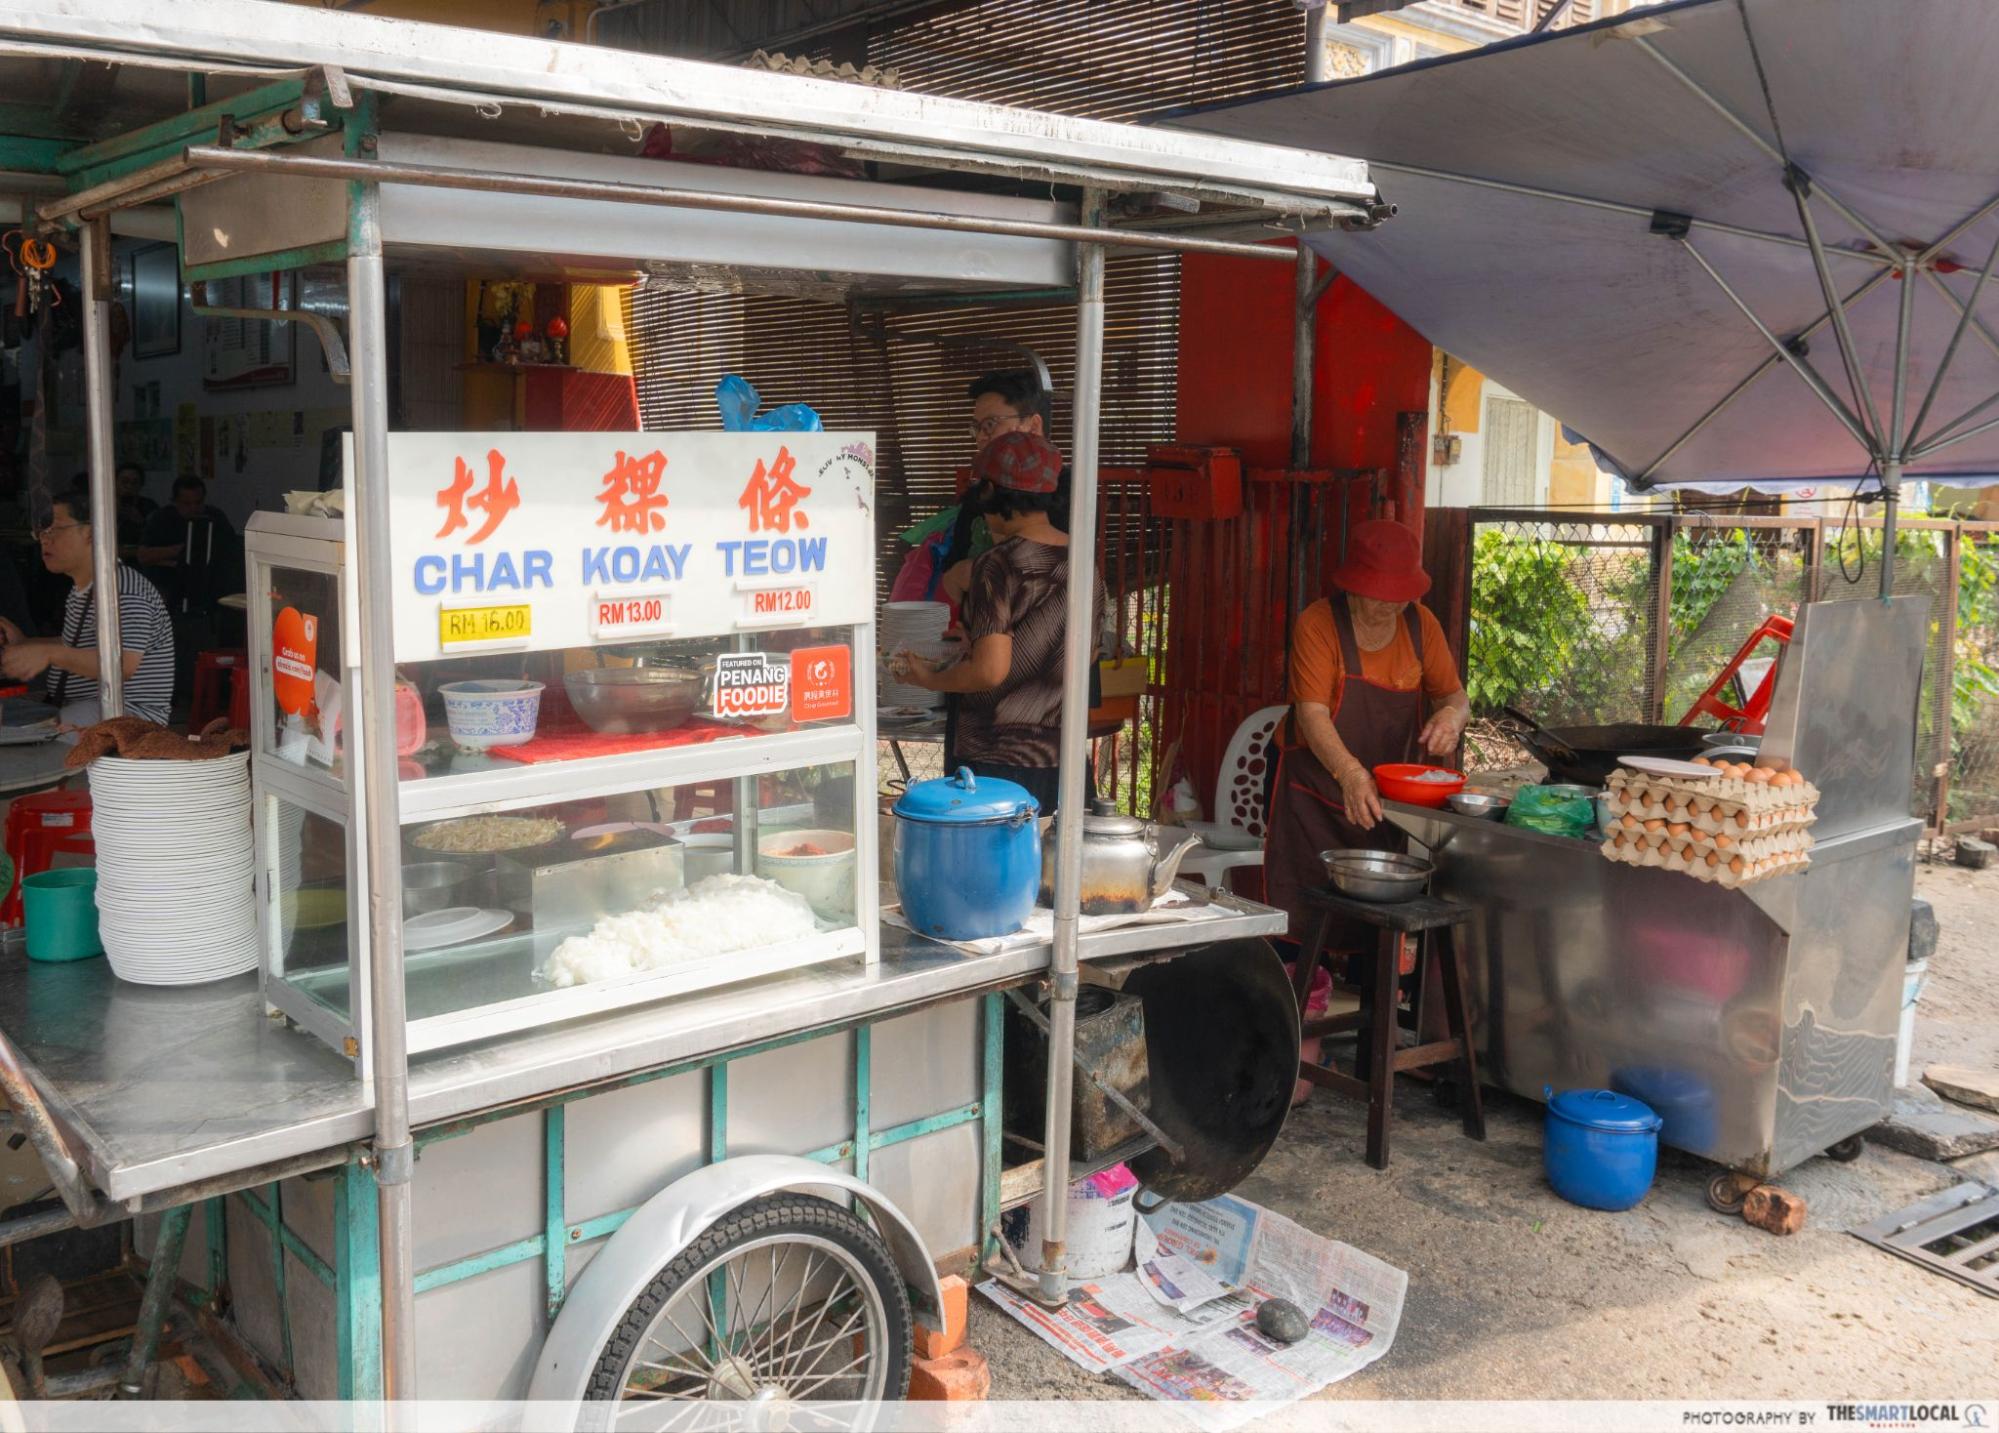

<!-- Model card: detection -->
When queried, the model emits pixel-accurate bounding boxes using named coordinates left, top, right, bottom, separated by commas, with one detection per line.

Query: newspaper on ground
left=1134, top=1218, right=1233, bottom=1314
left=979, top=1193, right=1406, bottom=1430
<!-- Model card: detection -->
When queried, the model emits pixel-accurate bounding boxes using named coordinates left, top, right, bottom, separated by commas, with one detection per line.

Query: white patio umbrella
left=1172, top=0, right=1999, bottom=594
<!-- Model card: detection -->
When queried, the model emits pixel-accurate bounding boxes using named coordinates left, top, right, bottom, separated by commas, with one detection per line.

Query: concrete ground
left=974, top=858, right=1999, bottom=1401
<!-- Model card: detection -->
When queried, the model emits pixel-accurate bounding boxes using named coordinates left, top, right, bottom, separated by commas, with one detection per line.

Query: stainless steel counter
left=0, top=892, right=1282, bottom=1203
left=1384, top=799, right=1919, bottom=1178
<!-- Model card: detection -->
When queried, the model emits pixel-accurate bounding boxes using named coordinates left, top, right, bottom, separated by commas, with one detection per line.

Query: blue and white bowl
left=439, top=680, right=544, bottom=751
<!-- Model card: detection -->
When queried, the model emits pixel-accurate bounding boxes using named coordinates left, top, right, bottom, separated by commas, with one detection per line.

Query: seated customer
left=0, top=488, right=175, bottom=728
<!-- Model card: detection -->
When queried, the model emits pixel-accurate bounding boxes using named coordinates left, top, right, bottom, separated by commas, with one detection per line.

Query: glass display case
left=245, top=430, right=880, bottom=1072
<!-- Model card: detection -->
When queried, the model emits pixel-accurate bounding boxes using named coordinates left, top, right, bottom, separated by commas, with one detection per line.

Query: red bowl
left=1374, top=762, right=1466, bottom=808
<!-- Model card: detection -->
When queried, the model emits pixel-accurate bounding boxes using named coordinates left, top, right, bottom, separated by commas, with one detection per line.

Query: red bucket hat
left=1328, top=520, right=1431, bottom=604
left=973, top=429, right=1063, bottom=494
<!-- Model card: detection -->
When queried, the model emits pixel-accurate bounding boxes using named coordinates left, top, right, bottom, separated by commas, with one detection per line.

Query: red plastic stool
left=229, top=664, right=252, bottom=731
left=1679, top=616, right=1793, bottom=735
left=189, top=649, right=247, bottom=732
left=3, top=790, right=93, bottom=927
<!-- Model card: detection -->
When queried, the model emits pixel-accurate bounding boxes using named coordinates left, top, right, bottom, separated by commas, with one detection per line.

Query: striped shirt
left=49, top=564, right=175, bottom=726
left=957, top=536, right=1106, bottom=769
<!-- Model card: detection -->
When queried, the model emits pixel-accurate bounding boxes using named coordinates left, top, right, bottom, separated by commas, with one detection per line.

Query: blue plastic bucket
left=23, top=868, right=103, bottom=963
left=1543, top=1086, right=1662, bottom=1211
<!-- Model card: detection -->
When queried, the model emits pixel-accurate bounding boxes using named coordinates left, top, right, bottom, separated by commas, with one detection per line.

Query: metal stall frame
left=13, top=3, right=1376, bottom=1397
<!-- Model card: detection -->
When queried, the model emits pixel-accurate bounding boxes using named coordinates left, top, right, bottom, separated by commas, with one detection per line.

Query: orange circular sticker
left=272, top=607, right=319, bottom=717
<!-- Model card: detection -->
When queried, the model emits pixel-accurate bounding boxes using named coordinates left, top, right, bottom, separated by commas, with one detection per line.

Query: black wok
left=1505, top=713, right=1708, bottom=787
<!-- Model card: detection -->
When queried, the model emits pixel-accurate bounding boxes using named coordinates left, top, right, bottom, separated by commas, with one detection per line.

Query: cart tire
left=1824, top=1134, right=1865, bottom=1163
left=1705, top=1172, right=1751, bottom=1216
left=582, top=1192, right=912, bottom=1420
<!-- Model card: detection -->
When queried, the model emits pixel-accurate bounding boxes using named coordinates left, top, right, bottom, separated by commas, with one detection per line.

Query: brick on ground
left=909, top=1347, right=990, bottom=1401
left=913, top=1274, right=968, bottom=1361
left=1742, top=1185, right=1807, bottom=1236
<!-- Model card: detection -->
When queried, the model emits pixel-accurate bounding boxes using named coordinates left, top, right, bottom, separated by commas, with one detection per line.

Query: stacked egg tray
left=1599, top=768, right=1819, bottom=888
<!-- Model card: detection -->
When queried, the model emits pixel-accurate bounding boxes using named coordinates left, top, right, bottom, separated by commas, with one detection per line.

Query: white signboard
left=370, top=431, right=876, bottom=661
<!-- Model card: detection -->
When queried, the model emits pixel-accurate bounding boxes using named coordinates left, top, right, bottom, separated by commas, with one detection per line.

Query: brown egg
left=1621, top=813, right=1640, bottom=830
left=1692, top=755, right=1712, bottom=767
left=1749, top=767, right=1774, bottom=785
left=1715, top=833, right=1735, bottom=850
left=1643, top=818, right=1665, bottom=832
left=1732, top=809, right=1749, bottom=828
left=1667, top=822, right=1690, bottom=837
left=1704, top=850, right=1721, bottom=867
left=1729, top=855, right=1746, bottom=875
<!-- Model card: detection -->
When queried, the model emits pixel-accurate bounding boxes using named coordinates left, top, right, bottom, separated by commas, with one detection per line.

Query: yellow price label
left=439, top=603, right=532, bottom=647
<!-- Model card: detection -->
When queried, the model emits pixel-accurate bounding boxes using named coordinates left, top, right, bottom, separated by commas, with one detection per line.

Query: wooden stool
left=1292, top=886, right=1485, bottom=1169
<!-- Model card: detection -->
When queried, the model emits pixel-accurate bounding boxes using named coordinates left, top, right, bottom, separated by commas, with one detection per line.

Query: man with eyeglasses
left=0, top=487, right=175, bottom=729
left=889, top=369, right=1057, bottom=617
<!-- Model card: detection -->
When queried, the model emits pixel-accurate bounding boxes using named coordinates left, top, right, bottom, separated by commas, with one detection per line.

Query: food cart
left=1386, top=595, right=1929, bottom=1212
left=0, top=0, right=1374, bottom=1407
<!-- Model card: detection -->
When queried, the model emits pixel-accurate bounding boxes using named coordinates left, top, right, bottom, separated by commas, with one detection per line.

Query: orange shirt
left=1288, top=599, right=1462, bottom=719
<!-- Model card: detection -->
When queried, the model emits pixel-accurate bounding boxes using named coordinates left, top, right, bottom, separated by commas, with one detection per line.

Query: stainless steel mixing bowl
left=1319, top=849, right=1433, bottom=903
left=563, top=666, right=701, bottom=734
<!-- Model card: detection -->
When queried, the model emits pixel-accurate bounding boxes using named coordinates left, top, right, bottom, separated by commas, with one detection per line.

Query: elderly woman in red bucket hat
left=1263, top=520, right=1471, bottom=1040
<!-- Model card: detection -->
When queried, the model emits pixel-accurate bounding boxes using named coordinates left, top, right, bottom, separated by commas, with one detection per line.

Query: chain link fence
left=1458, top=510, right=1999, bottom=830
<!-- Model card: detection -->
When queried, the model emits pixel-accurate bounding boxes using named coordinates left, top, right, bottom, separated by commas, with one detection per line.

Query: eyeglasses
left=968, top=413, right=1025, bottom=442
left=34, top=521, right=84, bottom=538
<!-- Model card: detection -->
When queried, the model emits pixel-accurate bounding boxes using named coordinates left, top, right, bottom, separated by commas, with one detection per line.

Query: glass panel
left=259, top=563, right=345, bottom=773
left=395, top=629, right=859, bottom=783
left=267, top=798, right=353, bottom=1019
left=279, top=764, right=861, bottom=1026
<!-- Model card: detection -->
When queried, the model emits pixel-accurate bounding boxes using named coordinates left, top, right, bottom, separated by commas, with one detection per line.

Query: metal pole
left=346, top=200, right=418, bottom=1401
left=1304, top=3, right=1330, bottom=85
left=117, top=1203, right=191, bottom=1398
left=1881, top=458, right=1901, bottom=600
left=1883, top=254, right=1916, bottom=601
left=1037, top=193, right=1107, bottom=1303
left=1290, top=241, right=1319, bottom=629
left=79, top=218, right=122, bottom=717
left=91, top=147, right=1325, bottom=266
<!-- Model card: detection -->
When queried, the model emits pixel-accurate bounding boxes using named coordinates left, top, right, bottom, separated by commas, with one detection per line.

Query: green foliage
left=1465, top=529, right=1597, bottom=715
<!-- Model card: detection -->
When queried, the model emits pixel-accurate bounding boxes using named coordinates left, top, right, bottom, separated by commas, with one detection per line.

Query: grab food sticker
left=712, top=652, right=790, bottom=719
left=271, top=607, right=318, bottom=717
left=789, top=645, right=852, bottom=723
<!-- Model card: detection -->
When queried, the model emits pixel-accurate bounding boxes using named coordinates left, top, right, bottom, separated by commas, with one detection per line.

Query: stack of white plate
left=89, top=752, right=259, bottom=985
left=880, top=601, right=950, bottom=711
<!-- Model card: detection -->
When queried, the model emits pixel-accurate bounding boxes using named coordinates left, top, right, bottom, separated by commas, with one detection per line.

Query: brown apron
left=1264, top=594, right=1426, bottom=957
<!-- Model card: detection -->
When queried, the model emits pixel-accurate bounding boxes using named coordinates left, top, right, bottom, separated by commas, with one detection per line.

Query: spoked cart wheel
left=583, top=1192, right=913, bottom=1428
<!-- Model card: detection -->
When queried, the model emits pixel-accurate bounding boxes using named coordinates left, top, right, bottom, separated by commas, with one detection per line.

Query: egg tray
left=1606, top=825, right=1811, bottom=863
left=1600, top=832, right=1810, bottom=887
left=1604, top=772, right=1819, bottom=838
left=1606, top=768, right=1820, bottom=812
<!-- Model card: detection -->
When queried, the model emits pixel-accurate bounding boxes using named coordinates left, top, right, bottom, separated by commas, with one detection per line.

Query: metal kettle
left=1039, top=798, right=1203, bottom=914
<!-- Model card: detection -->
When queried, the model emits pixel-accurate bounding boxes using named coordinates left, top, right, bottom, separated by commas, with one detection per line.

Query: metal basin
left=1321, top=849, right=1432, bottom=903
left=563, top=666, right=701, bottom=734
left=1446, top=792, right=1510, bottom=820
left=401, top=859, right=483, bottom=916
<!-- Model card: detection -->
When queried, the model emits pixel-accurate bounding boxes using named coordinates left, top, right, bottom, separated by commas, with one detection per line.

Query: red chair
left=1678, top=616, right=1794, bottom=735
left=189, top=649, right=247, bottom=732
left=3, top=790, right=93, bottom=927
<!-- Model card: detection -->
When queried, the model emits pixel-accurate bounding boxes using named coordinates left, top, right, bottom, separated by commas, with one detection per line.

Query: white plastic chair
left=1179, top=704, right=1288, bottom=892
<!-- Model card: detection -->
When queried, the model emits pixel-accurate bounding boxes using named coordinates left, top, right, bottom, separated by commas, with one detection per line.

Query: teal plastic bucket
left=23, top=868, right=103, bottom=963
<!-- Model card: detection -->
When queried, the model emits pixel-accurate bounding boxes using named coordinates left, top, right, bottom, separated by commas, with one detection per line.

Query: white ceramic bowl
left=439, top=680, right=544, bottom=751
left=756, top=828, right=857, bottom=923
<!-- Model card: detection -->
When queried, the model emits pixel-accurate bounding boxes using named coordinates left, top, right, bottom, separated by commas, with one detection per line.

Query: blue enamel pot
left=1543, top=1086, right=1664, bottom=1212
left=892, top=767, right=1040, bottom=941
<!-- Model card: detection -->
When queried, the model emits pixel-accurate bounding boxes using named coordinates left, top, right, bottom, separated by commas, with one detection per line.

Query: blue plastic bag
left=715, top=374, right=823, bottom=433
